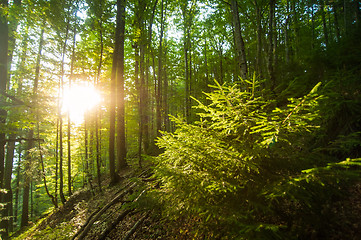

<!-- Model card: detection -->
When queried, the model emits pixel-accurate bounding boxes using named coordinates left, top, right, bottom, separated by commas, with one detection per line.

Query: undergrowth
left=150, top=77, right=361, bottom=239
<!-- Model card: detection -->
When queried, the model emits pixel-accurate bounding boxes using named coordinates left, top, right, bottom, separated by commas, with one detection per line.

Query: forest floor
left=11, top=165, right=361, bottom=240
left=11, top=165, right=177, bottom=240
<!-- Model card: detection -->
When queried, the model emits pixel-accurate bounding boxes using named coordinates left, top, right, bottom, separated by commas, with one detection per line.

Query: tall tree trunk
left=109, top=4, right=120, bottom=185
left=285, top=0, right=291, bottom=63
left=138, top=0, right=148, bottom=160
left=231, top=0, right=248, bottom=80
left=134, top=43, right=141, bottom=165
left=268, top=0, right=276, bottom=90
left=3, top=138, right=15, bottom=235
left=54, top=118, right=59, bottom=206
left=13, top=149, right=21, bottom=228
left=140, top=29, right=148, bottom=155
left=59, top=23, right=70, bottom=204
left=181, top=0, right=191, bottom=123
left=95, top=21, right=103, bottom=192
left=67, top=25, right=76, bottom=197
left=321, top=0, right=329, bottom=48
left=163, top=41, right=169, bottom=132
left=255, top=0, right=263, bottom=76
left=157, top=0, right=165, bottom=134
left=84, top=117, right=93, bottom=191
left=34, top=29, right=57, bottom=207
left=134, top=0, right=143, bottom=166
left=2, top=0, right=22, bottom=231
left=310, top=3, right=315, bottom=49
left=109, top=0, right=128, bottom=183
left=333, top=3, right=340, bottom=42
left=343, top=0, right=347, bottom=36
left=146, top=0, right=158, bottom=148
left=7, top=0, right=21, bottom=89
left=1, top=23, right=28, bottom=234
left=89, top=119, right=94, bottom=182
left=20, top=26, right=46, bottom=228
left=16, top=24, right=31, bottom=230
left=116, top=0, right=127, bottom=171
left=20, top=130, right=33, bottom=228
left=291, top=0, right=299, bottom=58
left=204, top=38, right=209, bottom=88
left=0, top=0, right=9, bottom=194
left=355, top=1, right=360, bottom=30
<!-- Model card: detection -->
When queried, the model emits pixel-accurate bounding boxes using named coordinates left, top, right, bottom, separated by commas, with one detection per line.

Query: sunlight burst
left=62, top=83, right=101, bottom=125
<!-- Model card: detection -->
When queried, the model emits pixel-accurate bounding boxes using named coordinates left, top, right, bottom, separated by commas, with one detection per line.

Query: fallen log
left=97, top=188, right=149, bottom=239
left=72, top=182, right=137, bottom=240
left=122, top=211, right=150, bottom=240
left=98, top=209, right=134, bottom=240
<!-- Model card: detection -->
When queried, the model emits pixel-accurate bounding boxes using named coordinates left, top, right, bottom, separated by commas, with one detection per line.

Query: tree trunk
left=255, top=0, right=263, bottom=76
left=285, top=0, right=291, bottom=63
left=0, top=0, right=9, bottom=194
left=321, top=0, right=329, bottom=48
left=1, top=22, right=28, bottom=233
left=20, top=130, right=34, bottom=228
left=291, top=0, right=299, bottom=58
left=84, top=116, right=94, bottom=191
left=343, top=0, right=348, bottom=36
left=163, top=42, right=169, bottom=132
left=7, top=0, right=21, bottom=90
left=332, top=3, right=340, bottom=42
left=55, top=118, right=59, bottom=207
left=116, top=0, right=127, bottom=171
left=204, top=39, right=209, bottom=89
left=109, top=1, right=120, bottom=184
left=157, top=0, right=165, bottom=134
left=3, top=137, right=15, bottom=235
left=67, top=24, right=77, bottom=197
left=181, top=1, right=191, bottom=123
left=231, top=0, right=247, bottom=80
left=34, top=29, right=57, bottom=207
left=135, top=44, right=142, bottom=166
left=59, top=22, right=69, bottom=204
left=95, top=20, right=103, bottom=192
left=13, top=149, right=21, bottom=228
left=310, top=3, right=315, bottom=49
left=2, top=0, right=23, bottom=231
left=146, top=0, right=158, bottom=149
left=139, top=0, right=148, bottom=159
left=268, top=0, right=276, bottom=90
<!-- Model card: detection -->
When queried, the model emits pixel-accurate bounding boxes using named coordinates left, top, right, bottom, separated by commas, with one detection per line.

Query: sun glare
left=62, top=84, right=101, bottom=125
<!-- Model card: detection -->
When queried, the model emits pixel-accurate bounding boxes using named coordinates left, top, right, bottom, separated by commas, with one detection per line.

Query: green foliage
left=152, top=79, right=361, bottom=239
left=12, top=217, right=74, bottom=240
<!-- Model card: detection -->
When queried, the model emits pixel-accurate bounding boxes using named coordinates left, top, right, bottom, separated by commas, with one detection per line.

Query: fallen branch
left=72, top=182, right=137, bottom=240
left=98, top=188, right=149, bottom=239
left=122, top=211, right=150, bottom=240
left=98, top=209, right=134, bottom=240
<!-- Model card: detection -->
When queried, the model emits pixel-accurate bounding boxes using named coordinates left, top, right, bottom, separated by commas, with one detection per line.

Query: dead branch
left=122, top=211, right=150, bottom=240
left=72, top=182, right=137, bottom=240
left=98, top=209, right=134, bottom=240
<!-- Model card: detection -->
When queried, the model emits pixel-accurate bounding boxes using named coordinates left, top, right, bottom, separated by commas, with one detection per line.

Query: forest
left=0, top=0, right=361, bottom=239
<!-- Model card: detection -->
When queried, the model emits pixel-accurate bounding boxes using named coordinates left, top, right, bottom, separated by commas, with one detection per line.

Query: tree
left=230, top=0, right=247, bottom=80
left=110, top=0, right=127, bottom=184
left=116, top=0, right=127, bottom=171
left=0, top=0, right=9, bottom=194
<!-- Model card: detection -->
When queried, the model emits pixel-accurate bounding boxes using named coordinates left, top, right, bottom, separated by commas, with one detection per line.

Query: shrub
left=152, top=79, right=361, bottom=239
